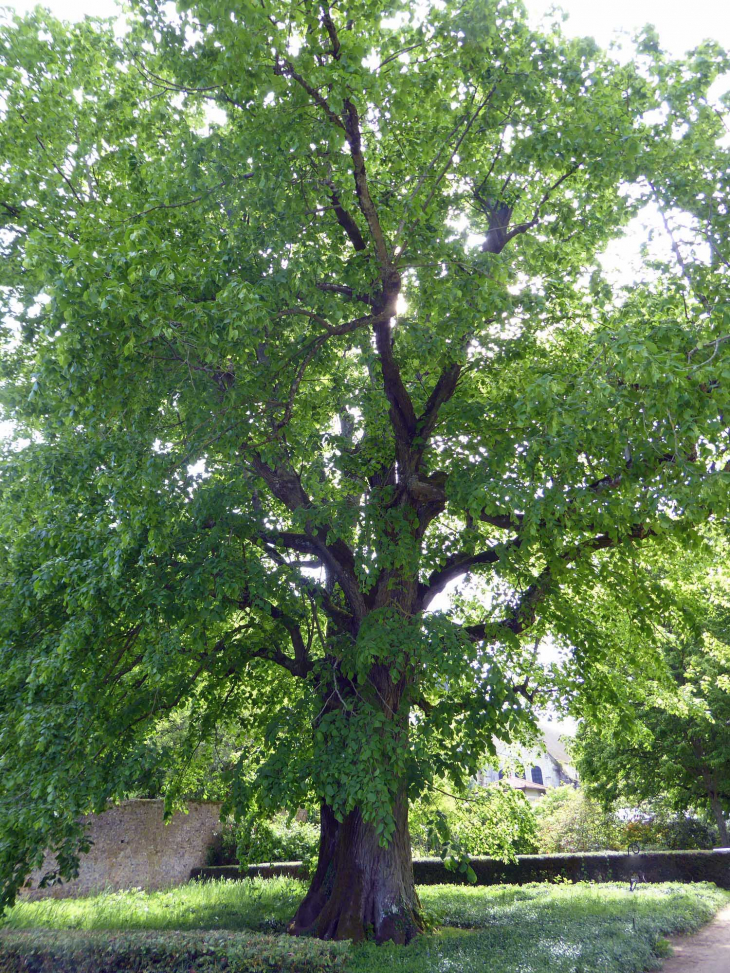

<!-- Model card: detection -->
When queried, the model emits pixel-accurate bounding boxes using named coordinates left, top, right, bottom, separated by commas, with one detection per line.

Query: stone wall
left=24, top=799, right=223, bottom=899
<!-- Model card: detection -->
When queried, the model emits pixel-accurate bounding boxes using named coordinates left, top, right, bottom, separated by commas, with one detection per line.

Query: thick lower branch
left=466, top=527, right=654, bottom=642
left=419, top=541, right=519, bottom=610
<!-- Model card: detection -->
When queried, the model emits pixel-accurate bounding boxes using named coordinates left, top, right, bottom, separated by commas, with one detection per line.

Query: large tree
left=1, top=0, right=729, bottom=943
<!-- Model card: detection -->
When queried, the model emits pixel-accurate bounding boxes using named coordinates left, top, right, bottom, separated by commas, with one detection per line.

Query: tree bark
left=691, top=740, right=729, bottom=847
left=289, top=790, right=423, bottom=943
left=709, top=793, right=729, bottom=847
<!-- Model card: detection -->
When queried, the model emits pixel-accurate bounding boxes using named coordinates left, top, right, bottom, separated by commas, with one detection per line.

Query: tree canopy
left=1, top=0, right=729, bottom=941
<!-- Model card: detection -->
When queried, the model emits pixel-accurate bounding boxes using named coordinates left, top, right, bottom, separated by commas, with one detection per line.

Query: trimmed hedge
left=0, top=930, right=348, bottom=972
left=191, top=850, right=730, bottom=889
left=414, top=850, right=730, bottom=888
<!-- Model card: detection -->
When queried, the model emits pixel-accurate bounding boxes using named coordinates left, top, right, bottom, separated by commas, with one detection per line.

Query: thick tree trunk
left=289, top=790, right=422, bottom=943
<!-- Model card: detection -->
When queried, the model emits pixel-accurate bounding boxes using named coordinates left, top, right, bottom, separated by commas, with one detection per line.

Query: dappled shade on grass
left=2, top=878, right=305, bottom=934
left=1, top=879, right=728, bottom=972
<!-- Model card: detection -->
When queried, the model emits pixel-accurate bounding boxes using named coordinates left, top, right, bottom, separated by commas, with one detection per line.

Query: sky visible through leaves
left=1, top=0, right=728, bottom=443
left=1, top=0, right=728, bottom=690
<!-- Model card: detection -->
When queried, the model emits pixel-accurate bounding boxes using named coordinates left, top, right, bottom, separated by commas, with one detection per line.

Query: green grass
left=358, top=882, right=729, bottom=973
left=1, top=876, right=305, bottom=934
left=1, top=879, right=728, bottom=973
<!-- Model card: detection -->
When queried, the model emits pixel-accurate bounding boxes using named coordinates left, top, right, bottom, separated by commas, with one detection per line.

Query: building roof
left=503, top=776, right=547, bottom=793
left=492, top=719, right=578, bottom=780
left=537, top=720, right=574, bottom=768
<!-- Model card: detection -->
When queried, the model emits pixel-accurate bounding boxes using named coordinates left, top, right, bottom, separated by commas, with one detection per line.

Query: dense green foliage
left=1, top=0, right=729, bottom=925
left=210, top=785, right=714, bottom=867
left=130, top=711, right=250, bottom=802
left=410, top=783, right=538, bottom=859
left=532, top=786, right=719, bottom=853
left=533, top=787, right=624, bottom=853
left=217, top=815, right=321, bottom=871
left=446, top=785, right=540, bottom=859
left=576, top=553, right=730, bottom=843
left=1, top=881, right=727, bottom=972
left=623, top=806, right=719, bottom=851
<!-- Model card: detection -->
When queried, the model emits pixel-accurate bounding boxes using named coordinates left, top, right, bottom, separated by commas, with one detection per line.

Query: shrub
left=534, top=786, right=624, bottom=853
left=623, top=813, right=718, bottom=851
left=207, top=815, right=319, bottom=870
left=0, top=930, right=348, bottom=972
left=206, top=824, right=237, bottom=866
left=450, top=784, right=539, bottom=858
left=657, top=816, right=718, bottom=850
left=532, top=787, right=720, bottom=854
left=410, top=783, right=538, bottom=861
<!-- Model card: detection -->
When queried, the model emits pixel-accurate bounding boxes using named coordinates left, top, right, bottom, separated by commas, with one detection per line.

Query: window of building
left=531, top=765, right=544, bottom=785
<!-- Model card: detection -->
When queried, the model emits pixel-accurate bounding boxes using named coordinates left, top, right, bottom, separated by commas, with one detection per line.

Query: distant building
left=477, top=721, right=578, bottom=804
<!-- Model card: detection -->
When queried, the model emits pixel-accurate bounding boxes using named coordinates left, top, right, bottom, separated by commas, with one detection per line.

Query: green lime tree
left=1, top=0, right=729, bottom=943
left=576, top=549, right=730, bottom=846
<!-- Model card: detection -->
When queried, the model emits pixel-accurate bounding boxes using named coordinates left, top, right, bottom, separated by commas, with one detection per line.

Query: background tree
left=531, top=786, right=624, bottom=854
left=576, top=548, right=730, bottom=845
left=1, top=0, right=729, bottom=943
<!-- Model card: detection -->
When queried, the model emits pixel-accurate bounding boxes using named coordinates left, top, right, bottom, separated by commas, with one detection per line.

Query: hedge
left=0, top=930, right=348, bottom=973
left=191, top=850, right=730, bottom=889
left=413, top=850, right=730, bottom=888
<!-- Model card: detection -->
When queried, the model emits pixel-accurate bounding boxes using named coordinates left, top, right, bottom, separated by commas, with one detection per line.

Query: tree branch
left=479, top=164, right=580, bottom=253
left=328, top=188, right=367, bottom=251
left=420, top=538, right=521, bottom=609
left=478, top=512, right=523, bottom=531
left=466, top=526, right=654, bottom=642
left=471, top=456, right=675, bottom=538
left=413, top=331, right=472, bottom=465
left=420, top=86, right=497, bottom=215
left=316, top=282, right=374, bottom=306
left=274, top=57, right=346, bottom=131
left=217, top=605, right=313, bottom=678
left=250, top=456, right=367, bottom=620
left=273, top=309, right=376, bottom=427
left=342, top=98, right=391, bottom=273
left=373, top=308, right=419, bottom=464
left=320, top=5, right=342, bottom=60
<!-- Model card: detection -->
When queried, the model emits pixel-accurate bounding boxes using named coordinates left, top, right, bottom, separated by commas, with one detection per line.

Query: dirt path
left=661, top=904, right=730, bottom=973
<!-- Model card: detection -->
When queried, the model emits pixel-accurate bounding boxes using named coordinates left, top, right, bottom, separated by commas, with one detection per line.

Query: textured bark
left=289, top=790, right=422, bottom=943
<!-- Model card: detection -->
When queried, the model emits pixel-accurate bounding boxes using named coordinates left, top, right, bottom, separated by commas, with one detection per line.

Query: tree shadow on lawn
left=360, top=882, right=728, bottom=973
left=3, top=880, right=727, bottom=973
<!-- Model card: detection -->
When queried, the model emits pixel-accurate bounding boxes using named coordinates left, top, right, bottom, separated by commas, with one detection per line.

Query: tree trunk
left=709, top=794, right=729, bottom=847
left=289, top=790, right=423, bottom=943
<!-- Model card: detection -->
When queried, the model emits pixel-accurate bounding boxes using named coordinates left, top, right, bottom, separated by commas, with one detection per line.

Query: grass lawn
left=0, top=878, right=727, bottom=972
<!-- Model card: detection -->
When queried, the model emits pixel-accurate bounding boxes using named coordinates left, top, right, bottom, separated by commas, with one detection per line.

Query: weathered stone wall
left=24, top=799, right=223, bottom=899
